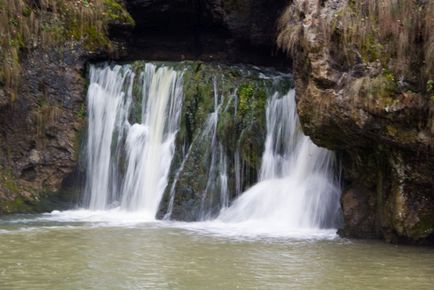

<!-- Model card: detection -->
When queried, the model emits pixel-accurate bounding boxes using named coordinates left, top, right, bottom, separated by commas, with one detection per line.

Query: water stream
left=85, top=64, right=183, bottom=218
left=217, top=90, right=341, bottom=231
left=82, top=62, right=340, bottom=232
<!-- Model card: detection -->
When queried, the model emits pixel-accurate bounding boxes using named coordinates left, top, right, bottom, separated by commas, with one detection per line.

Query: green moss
left=104, top=0, right=135, bottom=25
left=4, top=178, right=18, bottom=193
left=427, top=80, right=434, bottom=93
left=0, top=167, right=36, bottom=214
left=1, top=168, right=19, bottom=193
left=254, top=87, right=267, bottom=113
left=238, top=83, right=254, bottom=116
left=0, top=197, right=34, bottom=214
left=76, top=103, right=86, bottom=119
left=83, top=25, right=111, bottom=51
left=358, top=73, right=397, bottom=101
left=179, top=63, right=216, bottom=144
left=360, top=34, right=385, bottom=63
left=22, top=6, right=32, bottom=17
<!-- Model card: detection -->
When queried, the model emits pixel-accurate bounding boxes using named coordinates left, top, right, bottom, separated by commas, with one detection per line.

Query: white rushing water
left=198, top=79, right=230, bottom=219
left=217, top=89, right=341, bottom=231
left=77, top=62, right=341, bottom=237
left=84, top=64, right=183, bottom=219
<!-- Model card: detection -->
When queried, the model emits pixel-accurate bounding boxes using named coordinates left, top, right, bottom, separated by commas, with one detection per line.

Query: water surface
left=1, top=212, right=433, bottom=290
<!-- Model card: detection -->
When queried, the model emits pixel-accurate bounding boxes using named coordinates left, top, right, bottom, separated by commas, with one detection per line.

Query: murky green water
left=1, top=213, right=433, bottom=290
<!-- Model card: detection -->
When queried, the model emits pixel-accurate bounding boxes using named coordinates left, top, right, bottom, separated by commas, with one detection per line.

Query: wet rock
left=155, top=62, right=291, bottom=221
left=339, top=186, right=377, bottom=239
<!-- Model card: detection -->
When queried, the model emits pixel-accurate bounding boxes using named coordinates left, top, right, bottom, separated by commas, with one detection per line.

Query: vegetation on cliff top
left=278, top=0, right=433, bottom=98
left=0, top=0, right=133, bottom=101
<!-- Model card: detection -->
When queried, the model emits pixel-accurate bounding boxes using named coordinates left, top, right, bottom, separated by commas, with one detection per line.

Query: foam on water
left=0, top=210, right=338, bottom=240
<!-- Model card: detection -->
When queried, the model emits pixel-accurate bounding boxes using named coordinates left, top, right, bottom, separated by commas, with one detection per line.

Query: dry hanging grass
left=278, top=0, right=434, bottom=95
left=0, top=0, right=134, bottom=101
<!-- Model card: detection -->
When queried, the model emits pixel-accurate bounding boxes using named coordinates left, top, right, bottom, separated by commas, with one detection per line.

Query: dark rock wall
left=0, top=46, right=88, bottom=214
left=112, top=0, right=289, bottom=67
left=0, top=0, right=134, bottom=214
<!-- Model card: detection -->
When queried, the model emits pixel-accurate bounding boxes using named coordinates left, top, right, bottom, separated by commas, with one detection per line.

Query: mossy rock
left=0, top=197, right=35, bottom=215
left=104, top=0, right=135, bottom=25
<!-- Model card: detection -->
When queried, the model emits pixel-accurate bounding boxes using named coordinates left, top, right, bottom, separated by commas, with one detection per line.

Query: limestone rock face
left=278, top=0, right=434, bottom=244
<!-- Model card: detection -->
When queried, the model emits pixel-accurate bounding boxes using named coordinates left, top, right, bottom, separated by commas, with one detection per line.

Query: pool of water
left=1, top=211, right=433, bottom=290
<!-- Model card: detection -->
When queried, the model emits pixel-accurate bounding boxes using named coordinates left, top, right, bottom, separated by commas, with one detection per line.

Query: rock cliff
left=277, top=0, right=434, bottom=244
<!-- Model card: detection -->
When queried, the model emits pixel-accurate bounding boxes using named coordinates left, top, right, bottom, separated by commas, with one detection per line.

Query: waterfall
left=198, top=79, right=230, bottom=219
left=163, top=142, right=194, bottom=220
left=84, top=64, right=183, bottom=219
left=218, top=89, right=341, bottom=229
left=85, top=65, right=134, bottom=210
left=82, top=61, right=340, bottom=232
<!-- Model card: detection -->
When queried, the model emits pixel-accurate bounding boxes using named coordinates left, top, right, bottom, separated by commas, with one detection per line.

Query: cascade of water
left=218, top=143, right=229, bottom=209
left=84, top=64, right=183, bottom=218
left=84, top=62, right=339, bottom=230
left=85, top=65, right=134, bottom=210
left=163, top=142, right=195, bottom=220
left=120, top=65, right=183, bottom=214
left=198, top=79, right=232, bottom=219
left=218, top=89, right=341, bottom=229
left=234, top=149, right=242, bottom=196
left=199, top=80, right=221, bottom=219
left=233, top=87, right=243, bottom=198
